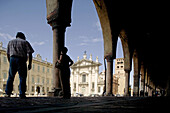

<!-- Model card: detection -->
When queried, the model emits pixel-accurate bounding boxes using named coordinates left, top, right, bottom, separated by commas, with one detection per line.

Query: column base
left=124, top=94, right=130, bottom=97
left=133, top=93, right=139, bottom=97
left=105, top=93, right=114, bottom=96
left=145, top=92, right=148, bottom=97
left=48, top=88, right=63, bottom=97
left=140, top=90, right=144, bottom=97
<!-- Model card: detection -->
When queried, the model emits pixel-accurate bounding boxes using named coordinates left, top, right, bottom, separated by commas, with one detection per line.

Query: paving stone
left=0, top=97, right=169, bottom=113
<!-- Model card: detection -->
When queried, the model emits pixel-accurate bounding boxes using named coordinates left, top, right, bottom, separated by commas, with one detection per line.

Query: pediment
left=71, top=59, right=101, bottom=67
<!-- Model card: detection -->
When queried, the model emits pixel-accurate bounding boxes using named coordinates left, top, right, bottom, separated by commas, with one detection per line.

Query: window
left=32, top=86, right=34, bottom=92
left=47, top=78, right=49, bottom=85
left=3, top=84, right=6, bottom=91
left=82, top=75, right=86, bottom=82
left=3, top=72, right=7, bottom=79
left=47, top=87, right=49, bottom=92
left=98, top=87, right=101, bottom=93
left=38, top=65, right=40, bottom=72
left=32, top=76, right=34, bottom=83
left=43, top=67, right=45, bottom=73
left=74, top=83, right=76, bottom=89
left=92, top=82, right=95, bottom=89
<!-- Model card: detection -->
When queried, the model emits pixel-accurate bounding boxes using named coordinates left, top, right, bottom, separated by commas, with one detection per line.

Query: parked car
left=75, top=93, right=84, bottom=97
left=89, top=94, right=100, bottom=97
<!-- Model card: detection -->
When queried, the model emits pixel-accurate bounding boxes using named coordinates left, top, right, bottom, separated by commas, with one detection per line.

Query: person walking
left=5, top=32, right=34, bottom=98
left=58, top=47, right=73, bottom=99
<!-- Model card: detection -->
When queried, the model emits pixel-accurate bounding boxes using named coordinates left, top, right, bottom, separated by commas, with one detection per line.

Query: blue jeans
left=5, top=56, right=27, bottom=96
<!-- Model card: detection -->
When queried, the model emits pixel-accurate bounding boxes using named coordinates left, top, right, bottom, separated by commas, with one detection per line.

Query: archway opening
left=130, top=58, right=134, bottom=96
left=66, top=0, right=103, bottom=71
left=113, top=37, right=124, bottom=96
left=114, top=37, right=134, bottom=96
left=66, top=0, right=104, bottom=97
left=36, top=86, right=40, bottom=94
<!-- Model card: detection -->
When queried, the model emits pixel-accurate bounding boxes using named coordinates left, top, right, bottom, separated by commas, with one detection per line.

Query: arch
left=119, top=29, right=132, bottom=96
left=119, top=29, right=131, bottom=71
left=93, top=0, right=118, bottom=59
left=93, top=0, right=119, bottom=96
left=36, top=86, right=40, bottom=94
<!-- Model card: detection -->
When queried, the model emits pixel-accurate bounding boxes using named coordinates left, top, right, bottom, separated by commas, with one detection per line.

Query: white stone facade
left=70, top=53, right=104, bottom=96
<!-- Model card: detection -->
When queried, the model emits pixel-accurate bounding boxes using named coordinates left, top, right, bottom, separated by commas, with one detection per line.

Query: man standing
left=5, top=32, right=34, bottom=98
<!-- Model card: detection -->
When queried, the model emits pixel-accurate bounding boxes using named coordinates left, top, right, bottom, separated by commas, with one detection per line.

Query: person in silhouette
left=58, top=47, right=73, bottom=99
left=5, top=32, right=34, bottom=98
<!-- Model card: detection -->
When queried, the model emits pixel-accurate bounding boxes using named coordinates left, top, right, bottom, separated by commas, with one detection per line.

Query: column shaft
left=140, top=64, right=145, bottom=96
left=133, top=75, right=139, bottom=96
left=53, top=27, right=65, bottom=90
left=124, top=70, right=130, bottom=96
left=105, top=56, right=113, bottom=96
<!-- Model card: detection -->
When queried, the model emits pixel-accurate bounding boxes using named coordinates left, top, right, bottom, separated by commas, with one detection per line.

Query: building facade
left=70, top=53, right=104, bottom=96
left=113, top=58, right=126, bottom=96
left=0, top=42, right=53, bottom=96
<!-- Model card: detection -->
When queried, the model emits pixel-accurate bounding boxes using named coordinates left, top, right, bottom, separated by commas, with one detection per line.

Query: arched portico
left=46, top=0, right=170, bottom=97
left=132, top=49, right=140, bottom=97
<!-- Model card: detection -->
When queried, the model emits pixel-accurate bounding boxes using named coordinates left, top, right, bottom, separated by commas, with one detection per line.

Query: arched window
left=82, top=75, right=86, bottom=83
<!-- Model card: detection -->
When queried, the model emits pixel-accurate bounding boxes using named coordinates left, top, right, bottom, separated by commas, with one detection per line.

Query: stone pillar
left=144, top=68, right=148, bottom=96
left=105, top=56, right=113, bottom=96
left=140, top=63, right=145, bottom=96
left=52, top=26, right=66, bottom=95
left=124, top=70, right=130, bottom=96
left=133, top=50, right=140, bottom=97
left=46, top=0, right=73, bottom=96
left=166, top=76, right=170, bottom=96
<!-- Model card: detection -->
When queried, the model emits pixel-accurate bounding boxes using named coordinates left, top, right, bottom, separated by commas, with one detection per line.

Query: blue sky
left=0, top=0, right=133, bottom=85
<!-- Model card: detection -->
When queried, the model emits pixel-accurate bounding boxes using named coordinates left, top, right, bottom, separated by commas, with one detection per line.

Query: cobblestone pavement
left=0, top=96, right=169, bottom=113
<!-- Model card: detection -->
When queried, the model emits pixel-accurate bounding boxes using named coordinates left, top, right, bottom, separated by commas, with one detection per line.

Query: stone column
left=133, top=75, right=139, bottom=96
left=46, top=0, right=73, bottom=97
left=144, top=68, right=148, bottom=96
left=140, top=63, right=145, bottom=96
left=105, top=56, right=113, bottom=96
left=124, top=70, right=130, bottom=96
left=133, top=50, right=140, bottom=97
left=52, top=26, right=66, bottom=95
left=166, top=76, right=170, bottom=96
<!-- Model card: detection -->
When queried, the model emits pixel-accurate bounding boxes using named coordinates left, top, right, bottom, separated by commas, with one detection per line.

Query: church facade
left=70, top=53, right=105, bottom=96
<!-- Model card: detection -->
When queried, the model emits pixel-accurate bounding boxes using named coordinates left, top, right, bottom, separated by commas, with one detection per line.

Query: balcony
left=79, top=82, right=88, bottom=86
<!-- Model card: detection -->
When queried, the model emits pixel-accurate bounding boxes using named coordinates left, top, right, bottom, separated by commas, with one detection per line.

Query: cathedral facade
left=70, top=53, right=105, bottom=96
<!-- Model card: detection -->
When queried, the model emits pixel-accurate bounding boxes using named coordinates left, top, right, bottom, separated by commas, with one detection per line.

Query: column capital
left=48, top=21, right=67, bottom=30
left=46, top=0, right=73, bottom=29
left=124, top=69, right=131, bottom=73
left=105, top=55, right=113, bottom=62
